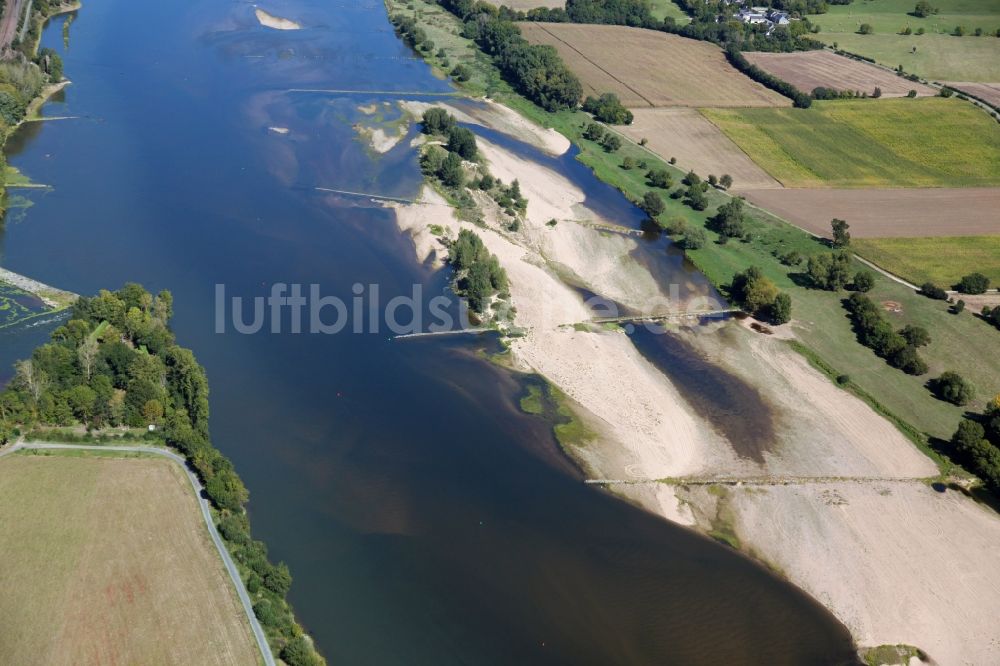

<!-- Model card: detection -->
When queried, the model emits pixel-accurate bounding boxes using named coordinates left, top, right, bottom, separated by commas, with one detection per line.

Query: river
left=0, top=0, right=860, bottom=663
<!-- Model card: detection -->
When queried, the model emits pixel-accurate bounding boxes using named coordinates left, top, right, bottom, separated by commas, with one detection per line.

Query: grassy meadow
left=809, top=0, right=1000, bottom=35
left=815, top=33, right=1000, bottom=81
left=0, top=455, right=259, bottom=665
left=854, top=236, right=1000, bottom=286
left=701, top=98, right=1000, bottom=187
left=807, top=0, right=1000, bottom=80
left=648, top=0, right=691, bottom=22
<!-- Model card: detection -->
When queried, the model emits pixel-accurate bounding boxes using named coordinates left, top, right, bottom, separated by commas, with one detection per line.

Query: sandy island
left=388, top=100, right=1000, bottom=665
left=254, top=8, right=301, bottom=30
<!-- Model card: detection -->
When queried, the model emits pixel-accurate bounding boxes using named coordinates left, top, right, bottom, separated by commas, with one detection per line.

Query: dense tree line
left=448, top=229, right=510, bottom=313
left=519, top=0, right=825, bottom=52
left=950, top=396, right=1000, bottom=493
left=844, top=293, right=928, bottom=375
left=424, top=0, right=583, bottom=111
left=0, top=285, right=324, bottom=666
left=725, top=46, right=812, bottom=107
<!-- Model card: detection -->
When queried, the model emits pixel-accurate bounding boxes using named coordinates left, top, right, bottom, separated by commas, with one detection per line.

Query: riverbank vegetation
left=0, top=284, right=325, bottom=666
left=950, top=396, right=1000, bottom=492
left=391, top=4, right=582, bottom=111
left=0, top=0, right=71, bottom=213
left=390, top=0, right=1000, bottom=489
left=419, top=107, right=528, bottom=227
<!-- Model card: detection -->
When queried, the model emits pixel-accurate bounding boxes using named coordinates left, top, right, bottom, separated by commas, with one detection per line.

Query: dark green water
left=0, top=0, right=861, bottom=663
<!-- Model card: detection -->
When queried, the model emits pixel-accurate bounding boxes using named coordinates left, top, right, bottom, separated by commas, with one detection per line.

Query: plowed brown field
left=740, top=187, right=1000, bottom=238
left=744, top=51, right=936, bottom=98
left=517, top=23, right=790, bottom=108
left=617, top=108, right=782, bottom=189
left=943, top=82, right=1000, bottom=108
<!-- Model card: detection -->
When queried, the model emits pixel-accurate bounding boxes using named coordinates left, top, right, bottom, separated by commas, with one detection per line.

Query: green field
left=648, top=0, right=691, bottom=22
left=816, top=33, right=1000, bottom=81
left=810, top=0, right=1000, bottom=35
left=808, top=0, right=1000, bottom=81
left=701, top=98, right=1000, bottom=187
left=854, top=236, right=1000, bottom=286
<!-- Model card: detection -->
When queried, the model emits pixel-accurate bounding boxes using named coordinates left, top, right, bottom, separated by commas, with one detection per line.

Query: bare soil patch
left=517, top=23, right=790, bottom=108
left=617, top=108, right=782, bottom=190
left=740, top=187, right=1000, bottom=238
left=744, top=51, right=936, bottom=98
left=943, top=81, right=1000, bottom=108
left=0, top=455, right=258, bottom=666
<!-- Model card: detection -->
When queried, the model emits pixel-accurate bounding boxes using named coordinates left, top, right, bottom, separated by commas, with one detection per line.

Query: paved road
left=0, top=441, right=276, bottom=666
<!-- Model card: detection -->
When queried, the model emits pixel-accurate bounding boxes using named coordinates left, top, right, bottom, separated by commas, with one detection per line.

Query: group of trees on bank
left=420, top=109, right=479, bottom=188
left=707, top=197, right=749, bottom=240
left=950, top=396, right=1000, bottom=493
left=844, top=292, right=929, bottom=375
left=424, top=0, right=582, bottom=111
left=582, top=121, right=622, bottom=151
left=0, top=285, right=324, bottom=666
left=448, top=229, right=510, bottom=313
left=0, top=46, right=64, bottom=130
left=730, top=266, right=792, bottom=324
left=420, top=109, right=527, bottom=221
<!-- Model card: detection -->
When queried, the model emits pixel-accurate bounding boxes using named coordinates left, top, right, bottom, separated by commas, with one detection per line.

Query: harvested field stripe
left=517, top=23, right=790, bottom=108
left=739, top=187, right=1000, bottom=239
left=533, top=23, right=655, bottom=107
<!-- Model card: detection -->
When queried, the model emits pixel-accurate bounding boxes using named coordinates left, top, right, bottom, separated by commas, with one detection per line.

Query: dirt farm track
left=740, top=187, right=1000, bottom=238
left=517, top=23, right=790, bottom=108
left=744, top=51, right=937, bottom=99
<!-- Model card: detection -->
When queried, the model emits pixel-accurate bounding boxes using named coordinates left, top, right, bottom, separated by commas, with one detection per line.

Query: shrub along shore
left=0, top=0, right=82, bottom=216
left=0, top=284, right=326, bottom=666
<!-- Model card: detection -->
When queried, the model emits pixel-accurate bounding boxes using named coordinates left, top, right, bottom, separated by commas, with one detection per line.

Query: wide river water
left=0, top=0, right=861, bottom=663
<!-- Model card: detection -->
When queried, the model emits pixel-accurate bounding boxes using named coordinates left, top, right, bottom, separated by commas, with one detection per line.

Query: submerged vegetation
left=0, top=284, right=325, bottom=666
left=517, top=377, right=594, bottom=450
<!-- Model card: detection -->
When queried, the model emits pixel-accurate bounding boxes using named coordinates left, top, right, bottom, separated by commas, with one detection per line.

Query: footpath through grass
left=393, top=0, right=1000, bottom=445
left=853, top=236, right=1000, bottom=286
left=701, top=98, right=1000, bottom=188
